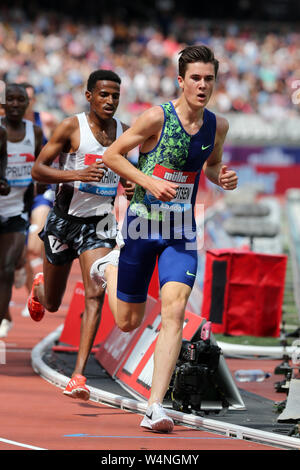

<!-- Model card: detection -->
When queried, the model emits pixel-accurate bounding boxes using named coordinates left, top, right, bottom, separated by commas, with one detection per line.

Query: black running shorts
left=0, top=214, right=28, bottom=235
left=39, top=206, right=117, bottom=265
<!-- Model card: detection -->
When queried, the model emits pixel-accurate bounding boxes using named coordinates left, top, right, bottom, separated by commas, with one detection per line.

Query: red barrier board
left=201, top=249, right=287, bottom=337
left=95, top=296, right=158, bottom=377
left=58, top=261, right=160, bottom=353
left=148, top=260, right=159, bottom=299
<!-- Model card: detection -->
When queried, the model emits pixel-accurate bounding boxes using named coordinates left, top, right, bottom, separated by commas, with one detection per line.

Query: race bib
left=144, top=164, right=196, bottom=212
left=78, top=153, right=120, bottom=197
left=6, top=153, right=35, bottom=187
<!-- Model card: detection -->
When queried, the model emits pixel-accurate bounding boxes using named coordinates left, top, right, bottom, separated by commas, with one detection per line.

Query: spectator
left=0, top=4, right=299, bottom=132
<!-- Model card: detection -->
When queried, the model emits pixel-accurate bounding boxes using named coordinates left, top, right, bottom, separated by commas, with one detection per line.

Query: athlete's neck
left=87, top=111, right=113, bottom=133
left=172, top=97, right=205, bottom=134
left=2, top=116, right=25, bottom=131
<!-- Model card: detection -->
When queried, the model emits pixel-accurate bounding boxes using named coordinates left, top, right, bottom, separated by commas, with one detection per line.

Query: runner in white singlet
left=17, top=82, right=56, bottom=317
left=0, top=83, right=43, bottom=337
left=27, top=70, right=134, bottom=401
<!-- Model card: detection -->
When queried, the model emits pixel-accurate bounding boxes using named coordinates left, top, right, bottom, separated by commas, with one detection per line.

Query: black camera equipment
left=168, top=336, right=230, bottom=415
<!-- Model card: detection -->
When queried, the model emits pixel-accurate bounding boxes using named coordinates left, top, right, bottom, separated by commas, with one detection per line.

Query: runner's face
left=178, top=62, right=215, bottom=109
left=5, top=87, right=29, bottom=122
left=87, top=80, right=120, bottom=120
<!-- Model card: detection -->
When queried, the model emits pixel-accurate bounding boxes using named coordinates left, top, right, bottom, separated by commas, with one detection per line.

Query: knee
left=161, top=299, right=186, bottom=330
left=116, top=315, right=142, bottom=333
left=44, top=301, right=60, bottom=313
left=43, top=292, right=62, bottom=312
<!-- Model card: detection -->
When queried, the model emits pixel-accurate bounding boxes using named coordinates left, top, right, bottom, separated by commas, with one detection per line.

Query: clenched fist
left=77, top=161, right=106, bottom=183
left=218, top=165, right=238, bottom=190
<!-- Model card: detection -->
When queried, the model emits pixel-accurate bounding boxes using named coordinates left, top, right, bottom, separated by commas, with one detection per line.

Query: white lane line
left=5, top=349, right=32, bottom=353
left=0, top=437, right=47, bottom=450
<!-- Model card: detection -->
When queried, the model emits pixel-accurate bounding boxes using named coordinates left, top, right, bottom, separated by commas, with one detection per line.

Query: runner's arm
left=203, top=116, right=238, bottom=190
left=32, top=117, right=105, bottom=184
left=102, top=107, right=178, bottom=202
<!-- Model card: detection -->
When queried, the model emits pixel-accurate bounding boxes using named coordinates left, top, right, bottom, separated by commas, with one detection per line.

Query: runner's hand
left=0, top=178, right=11, bottom=196
left=218, top=165, right=238, bottom=190
left=77, top=161, right=106, bottom=182
left=146, top=178, right=178, bottom=202
left=123, top=181, right=135, bottom=200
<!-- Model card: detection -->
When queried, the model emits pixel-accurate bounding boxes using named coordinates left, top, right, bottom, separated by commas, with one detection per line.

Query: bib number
left=78, top=154, right=119, bottom=197
left=6, top=153, right=35, bottom=187
left=145, top=164, right=196, bottom=212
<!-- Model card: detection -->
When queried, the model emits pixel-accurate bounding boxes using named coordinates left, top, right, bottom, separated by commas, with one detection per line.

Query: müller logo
left=153, top=164, right=196, bottom=184
left=164, top=171, right=188, bottom=183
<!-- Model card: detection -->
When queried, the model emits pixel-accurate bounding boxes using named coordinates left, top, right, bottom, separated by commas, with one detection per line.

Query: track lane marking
left=0, top=437, right=47, bottom=450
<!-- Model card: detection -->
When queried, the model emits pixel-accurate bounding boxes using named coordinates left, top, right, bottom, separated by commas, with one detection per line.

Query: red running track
left=0, top=259, right=285, bottom=452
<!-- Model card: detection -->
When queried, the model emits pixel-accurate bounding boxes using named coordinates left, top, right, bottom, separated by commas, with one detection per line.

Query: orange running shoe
left=27, top=272, right=45, bottom=322
left=63, top=374, right=90, bottom=401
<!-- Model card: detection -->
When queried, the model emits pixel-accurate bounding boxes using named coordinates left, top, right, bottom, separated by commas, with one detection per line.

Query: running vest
left=0, top=119, right=35, bottom=218
left=55, top=113, right=123, bottom=218
left=129, top=101, right=217, bottom=220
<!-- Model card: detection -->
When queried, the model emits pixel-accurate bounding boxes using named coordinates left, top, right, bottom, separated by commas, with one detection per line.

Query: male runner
left=0, top=83, right=43, bottom=337
left=28, top=70, right=133, bottom=400
left=90, top=45, right=238, bottom=432
left=17, top=82, right=56, bottom=316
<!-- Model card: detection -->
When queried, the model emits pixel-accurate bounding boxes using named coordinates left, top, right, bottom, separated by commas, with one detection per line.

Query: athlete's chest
left=160, top=105, right=216, bottom=171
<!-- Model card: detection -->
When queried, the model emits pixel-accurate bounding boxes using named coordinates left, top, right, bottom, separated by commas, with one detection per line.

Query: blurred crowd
left=0, top=5, right=299, bottom=127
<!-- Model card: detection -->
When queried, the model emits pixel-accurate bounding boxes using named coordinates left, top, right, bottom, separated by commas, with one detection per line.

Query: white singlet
left=56, top=113, right=123, bottom=218
left=0, top=119, right=35, bottom=218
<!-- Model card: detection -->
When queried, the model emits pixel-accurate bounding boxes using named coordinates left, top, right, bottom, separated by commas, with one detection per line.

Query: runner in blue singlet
left=90, top=45, right=238, bottom=432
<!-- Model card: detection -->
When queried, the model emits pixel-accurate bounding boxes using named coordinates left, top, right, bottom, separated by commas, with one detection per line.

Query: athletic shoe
left=0, top=319, right=13, bottom=338
left=63, top=374, right=90, bottom=401
left=90, top=249, right=120, bottom=287
left=27, top=272, right=45, bottom=322
left=21, top=303, right=30, bottom=317
left=140, top=402, right=174, bottom=433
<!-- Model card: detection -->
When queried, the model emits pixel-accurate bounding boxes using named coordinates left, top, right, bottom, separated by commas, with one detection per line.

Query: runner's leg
left=72, top=247, right=111, bottom=376
left=33, top=245, right=72, bottom=312
left=0, top=232, right=25, bottom=323
left=104, top=263, right=118, bottom=315
left=148, top=281, right=191, bottom=405
left=25, top=203, right=51, bottom=293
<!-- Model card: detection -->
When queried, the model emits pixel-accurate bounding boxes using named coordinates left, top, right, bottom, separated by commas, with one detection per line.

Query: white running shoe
left=0, top=319, right=13, bottom=338
left=21, top=304, right=30, bottom=317
left=140, top=402, right=174, bottom=433
left=90, top=249, right=120, bottom=287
